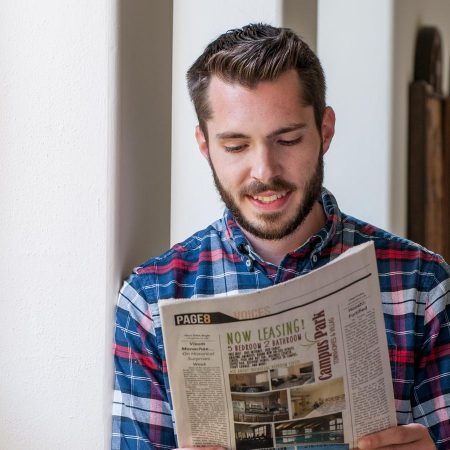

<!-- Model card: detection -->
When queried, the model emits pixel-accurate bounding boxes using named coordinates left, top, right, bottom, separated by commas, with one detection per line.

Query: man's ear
left=321, top=107, right=336, bottom=154
left=195, top=126, right=209, bottom=160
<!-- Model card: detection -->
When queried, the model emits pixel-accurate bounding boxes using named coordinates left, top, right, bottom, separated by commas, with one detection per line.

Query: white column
left=317, top=0, right=394, bottom=231
left=0, top=1, right=116, bottom=448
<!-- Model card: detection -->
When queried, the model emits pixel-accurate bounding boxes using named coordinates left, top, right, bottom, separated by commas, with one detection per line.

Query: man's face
left=196, top=70, right=334, bottom=241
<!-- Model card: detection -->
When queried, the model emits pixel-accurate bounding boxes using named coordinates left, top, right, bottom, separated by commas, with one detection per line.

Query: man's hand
left=357, top=424, right=436, bottom=449
left=178, top=447, right=225, bottom=450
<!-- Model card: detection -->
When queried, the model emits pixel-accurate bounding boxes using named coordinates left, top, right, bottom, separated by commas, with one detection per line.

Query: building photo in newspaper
left=230, top=367, right=346, bottom=449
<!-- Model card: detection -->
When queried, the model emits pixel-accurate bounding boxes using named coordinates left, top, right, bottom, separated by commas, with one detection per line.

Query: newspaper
left=160, top=242, right=397, bottom=450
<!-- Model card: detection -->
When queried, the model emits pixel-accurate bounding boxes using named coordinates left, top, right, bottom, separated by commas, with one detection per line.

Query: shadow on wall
left=115, top=0, right=173, bottom=279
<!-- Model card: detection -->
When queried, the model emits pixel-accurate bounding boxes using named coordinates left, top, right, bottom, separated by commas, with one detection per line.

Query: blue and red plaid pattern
left=112, top=188, right=450, bottom=450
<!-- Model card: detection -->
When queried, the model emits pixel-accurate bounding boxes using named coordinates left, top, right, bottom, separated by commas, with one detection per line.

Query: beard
left=210, top=148, right=324, bottom=241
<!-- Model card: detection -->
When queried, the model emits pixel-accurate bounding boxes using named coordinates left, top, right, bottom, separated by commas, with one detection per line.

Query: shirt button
left=312, top=254, right=318, bottom=263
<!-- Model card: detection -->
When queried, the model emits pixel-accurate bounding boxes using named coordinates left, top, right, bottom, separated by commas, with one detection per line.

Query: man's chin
left=236, top=215, right=300, bottom=241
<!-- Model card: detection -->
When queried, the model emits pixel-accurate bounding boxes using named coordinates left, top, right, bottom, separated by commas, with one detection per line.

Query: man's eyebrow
left=215, top=131, right=250, bottom=140
left=215, top=123, right=308, bottom=141
left=267, top=123, right=308, bottom=139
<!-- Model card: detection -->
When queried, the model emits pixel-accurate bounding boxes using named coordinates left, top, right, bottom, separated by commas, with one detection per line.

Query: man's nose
left=249, top=144, right=281, bottom=183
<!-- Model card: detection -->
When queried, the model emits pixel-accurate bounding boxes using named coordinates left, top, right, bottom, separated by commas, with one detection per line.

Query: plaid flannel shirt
left=112, top=188, right=450, bottom=450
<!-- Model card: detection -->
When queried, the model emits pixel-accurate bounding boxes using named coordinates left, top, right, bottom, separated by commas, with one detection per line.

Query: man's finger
left=177, top=447, right=225, bottom=450
left=357, top=423, right=433, bottom=449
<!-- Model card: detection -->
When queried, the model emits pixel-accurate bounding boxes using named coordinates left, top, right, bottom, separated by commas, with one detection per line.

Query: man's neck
left=240, top=201, right=326, bottom=266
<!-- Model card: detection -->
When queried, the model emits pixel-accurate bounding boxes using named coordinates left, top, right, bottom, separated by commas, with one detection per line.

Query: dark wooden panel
left=408, top=82, right=428, bottom=243
left=408, top=26, right=449, bottom=259
left=442, top=98, right=450, bottom=260
left=423, top=94, right=444, bottom=254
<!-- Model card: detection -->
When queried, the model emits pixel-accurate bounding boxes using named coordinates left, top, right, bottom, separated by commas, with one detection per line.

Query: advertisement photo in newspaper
left=160, top=242, right=397, bottom=450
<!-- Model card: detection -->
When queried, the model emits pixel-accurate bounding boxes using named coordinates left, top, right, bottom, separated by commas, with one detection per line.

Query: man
left=112, top=24, right=449, bottom=450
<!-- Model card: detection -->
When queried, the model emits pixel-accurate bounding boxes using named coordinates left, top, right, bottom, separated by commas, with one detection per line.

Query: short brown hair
left=186, top=23, right=326, bottom=134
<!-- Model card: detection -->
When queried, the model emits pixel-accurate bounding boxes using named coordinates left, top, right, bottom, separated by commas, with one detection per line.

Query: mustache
left=241, top=177, right=297, bottom=197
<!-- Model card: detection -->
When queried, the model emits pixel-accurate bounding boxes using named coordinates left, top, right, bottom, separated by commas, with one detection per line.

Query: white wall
left=0, top=2, right=116, bottom=448
left=317, top=0, right=394, bottom=232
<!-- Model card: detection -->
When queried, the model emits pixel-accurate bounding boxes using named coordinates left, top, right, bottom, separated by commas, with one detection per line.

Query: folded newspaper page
left=160, top=242, right=397, bottom=450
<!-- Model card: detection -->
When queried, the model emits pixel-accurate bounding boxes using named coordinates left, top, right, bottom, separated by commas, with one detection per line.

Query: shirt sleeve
left=413, top=261, right=450, bottom=450
left=112, top=276, right=176, bottom=450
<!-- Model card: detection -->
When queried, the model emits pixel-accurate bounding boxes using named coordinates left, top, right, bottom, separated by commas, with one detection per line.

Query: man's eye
left=279, top=137, right=303, bottom=146
left=224, top=144, right=246, bottom=152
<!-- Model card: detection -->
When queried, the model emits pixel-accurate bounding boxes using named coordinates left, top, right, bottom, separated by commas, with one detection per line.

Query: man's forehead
left=206, top=71, right=308, bottom=118
left=205, top=71, right=310, bottom=126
